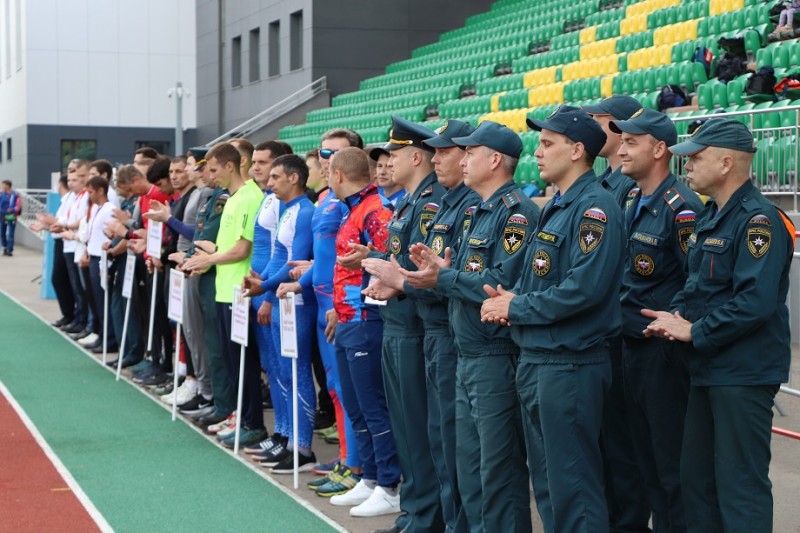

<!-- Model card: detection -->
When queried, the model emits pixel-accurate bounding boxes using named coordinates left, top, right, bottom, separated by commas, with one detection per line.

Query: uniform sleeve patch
left=678, top=227, right=693, bottom=254
left=747, top=227, right=771, bottom=258
left=676, top=210, right=696, bottom=223
left=628, top=188, right=640, bottom=197
left=423, top=202, right=440, bottom=212
left=579, top=222, right=604, bottom=254
left=749, top=214, right=772, bottom=226
left=508, top=213, right=528, bottom=226
left=583, top=207, right=607, bottom=223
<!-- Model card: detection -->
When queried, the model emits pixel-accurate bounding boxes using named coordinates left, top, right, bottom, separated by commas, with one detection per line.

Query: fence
left=16, top=188, right=49, bottom=239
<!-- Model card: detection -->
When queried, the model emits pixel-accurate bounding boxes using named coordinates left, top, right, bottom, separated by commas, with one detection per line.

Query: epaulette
left=501, top=191, right=520, bottom=209
left=419, top=185, right=433, bottom=197
left=663, top=188, right=686, bottom=211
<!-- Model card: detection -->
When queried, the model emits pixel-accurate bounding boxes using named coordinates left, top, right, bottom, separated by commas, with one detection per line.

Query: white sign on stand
left=231, top=286, right=250, bottom=454
left=280, top=291, right=300, bottom=488
left=168, top=269, right=185, bottom=323
left=146, top=220, right=163, bottom=258
left=100, top=249, right=108, bottom=291
left=280, top=293, right=298, bottom=358
left=116, top=253, right=136, bottom=381
left=121, top=254, right=136, bottom=299
left=100, top=249, right=109, bottom=363
left=231, top=286, right=250, bottom=347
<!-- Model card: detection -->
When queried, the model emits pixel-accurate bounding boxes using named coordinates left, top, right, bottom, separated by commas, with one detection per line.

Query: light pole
left=167, top=82, right=189, bottom=156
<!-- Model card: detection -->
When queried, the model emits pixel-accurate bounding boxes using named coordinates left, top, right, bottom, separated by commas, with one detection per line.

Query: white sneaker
left=349, top=485, right=401, bottom=517
left=216, top=416, right=239, bottom=438
left=160, top=379, right=197, bottom=405
left=330, top=479, right=375, bottom=507
left=78, top=333, right=99, bottom=346
left=208, top=413, right=236, bottom=434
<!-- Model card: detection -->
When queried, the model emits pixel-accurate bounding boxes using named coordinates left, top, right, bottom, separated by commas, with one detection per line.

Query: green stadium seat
left=727, top=78, right=745, bottom=106
left=707, top=16, right=720, bottom=37
left=773, top=45, right=791, bottom=69
left=697, top=83, right=714, bottom=109
left=643, top=69, right=657, bottom=93
left=697, top=17, right=709, bottom=38
left=756, top=47, right=773, bottom=70
left=712, top=81, right=729, bottom=108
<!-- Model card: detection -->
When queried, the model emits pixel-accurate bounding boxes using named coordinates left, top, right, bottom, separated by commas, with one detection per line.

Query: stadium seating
left=278, top=0, right=799, bottom=192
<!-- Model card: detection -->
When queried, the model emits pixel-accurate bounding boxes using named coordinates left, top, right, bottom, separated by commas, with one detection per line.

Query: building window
left=134, top=141, right=170, bottom=155
left=249, top=28, right=260, bottom=82
left=290, top=11, right=303, bottom=71
left=232, top=36, right=242, bottom=87
left=268, top=20, right=280, bottom=77
left=0, top=141, right=3, bottom=162
left=60, top=140, right=97, bottom=172
left=5, top=138, right=10, bottom=161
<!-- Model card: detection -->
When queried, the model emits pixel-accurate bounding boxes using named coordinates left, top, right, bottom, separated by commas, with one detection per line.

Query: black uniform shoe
left=51, top=316, right=71, bottom=327
left=64, top=322, right=87, bottom=334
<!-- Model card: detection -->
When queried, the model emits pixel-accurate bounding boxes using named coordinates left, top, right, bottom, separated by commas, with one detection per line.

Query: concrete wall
left=312, top=0, right=494, bottom=97
left=196, top=0, right=494, bottom=142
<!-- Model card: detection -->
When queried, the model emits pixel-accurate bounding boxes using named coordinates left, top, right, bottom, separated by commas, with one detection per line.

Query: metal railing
left=205, top=77, right=328, bottom=146
left=16, top=188, right=50, bottom=240
left=670, top=106, right=800, bottom=212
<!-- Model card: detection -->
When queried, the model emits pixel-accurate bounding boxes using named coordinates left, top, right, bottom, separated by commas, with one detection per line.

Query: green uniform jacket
left=508, top=171, right=624, bottom=362
left=404, top=182, right=481, bottom=329
left=597, top=165, right=636, bottom=210
left=185, top=187, right=228, bottom=260
left=437, top=180, right=540, bottom=356
left=620, top=174, right=704, bottom=338
left=672, top=180, right=794, bottom=386
left=369, top=171, right=446, bottom=335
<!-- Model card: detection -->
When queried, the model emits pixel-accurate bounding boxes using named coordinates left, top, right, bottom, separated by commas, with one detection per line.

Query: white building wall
left=22, top=0, right=197, bottom=129
left=0, top=0, right=27, bottom=131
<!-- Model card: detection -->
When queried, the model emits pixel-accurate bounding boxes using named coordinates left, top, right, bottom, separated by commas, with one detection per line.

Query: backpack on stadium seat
left=746, top=66, right=778, bottom=101
left=715, top=53, right=748, bottom=83
left=657, top=84, right=687, bottom=112
left=774, top=66, right=800, bottom=99
left=692, top=46, right=714, bottom=77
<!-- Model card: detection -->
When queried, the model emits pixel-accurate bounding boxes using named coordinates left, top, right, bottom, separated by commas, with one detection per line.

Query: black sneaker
left=63, top=321, right=86, bottom=334
left=259, top=445, right=290, bottom=467
left=271, top=451, right=317, bottom=474
left=51, top=316, right=70, bottom=327
left=70, top=328, right=92, bottom=341
left=138, top=370, right=170, bottom=387
left=197, top=410, right=228, bottom=425
left=178, top=394, right=214, bottom=413
left=313, top=409, right=335, bottom=431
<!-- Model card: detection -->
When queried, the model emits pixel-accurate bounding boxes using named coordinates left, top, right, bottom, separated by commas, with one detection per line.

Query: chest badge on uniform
left=389, top=235, right=402, bottom=255
left=579, top=223, right=604, bottom=254
left=465, top=254, right=484, bottom=272
left=533, top=250, right=550, bottom=276
left=431, top=235, right=445, bottom=256
left=419, top=203, right=438, bottom=237
left=747, top=227, right=771, bottom=258
left=503, top=227, right=526, bottom=254
left=634, top=253, right=655, bottom=276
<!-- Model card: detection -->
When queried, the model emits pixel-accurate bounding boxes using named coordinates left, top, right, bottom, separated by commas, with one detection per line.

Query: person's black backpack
left=746, top=66, right=778, bottom=96
left=715, top=53, right=747, bottom=83
left=657, top=84, right=687, bottom=111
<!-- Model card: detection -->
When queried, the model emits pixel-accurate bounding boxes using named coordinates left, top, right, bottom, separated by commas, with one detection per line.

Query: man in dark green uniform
left=345, top=116, right=446, bottom=531
left=584, top=95, right=651, bottom=533
left=176, top=148, right=236, bottom=427
left=364, top=120, right=479, bottom=533
left=481, top=106, right=622, bottom=532
left=610, top=108, right=703, bottom=532
left=402, top=120, right=537, bottom=533
left=644, top=119, right=795, bottom=533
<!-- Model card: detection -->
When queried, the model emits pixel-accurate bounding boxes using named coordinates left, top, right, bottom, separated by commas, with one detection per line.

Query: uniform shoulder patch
left=663, top=188, right=685, bottom=211
left=747, top=227, right=771, bottom=258
left=502, top=192, right=521, bottom=209
left=749, top=214, right=771, bottom=226
left=583, top=207, right=607, bottom=223
left=422, top=202, right=439, bottom=212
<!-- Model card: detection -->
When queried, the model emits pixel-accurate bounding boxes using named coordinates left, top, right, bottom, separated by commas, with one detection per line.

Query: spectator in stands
left=611, top=108, right=704, bottom=532
left=645, top=119, right=795, bottom=533
left=401, top=120, right=537, bottom=533
left=481, top=107, right=618, bottom=532
left=0, top=180, right=22, bottom=256
left=773, top=1, right=799, bottom=34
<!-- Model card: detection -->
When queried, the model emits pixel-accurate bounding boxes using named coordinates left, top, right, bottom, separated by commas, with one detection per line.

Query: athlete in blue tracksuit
left=297, top=190, right=359, bottom=468
left=259, top=195, right=318, bottom=453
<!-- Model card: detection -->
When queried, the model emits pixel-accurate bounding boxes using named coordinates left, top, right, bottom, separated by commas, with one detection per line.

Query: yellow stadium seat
left=601, top=74, right=616, bottom=97
left=580, top=26, right=597, bottom=45
left=491, top=92, right=504, bottom=113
